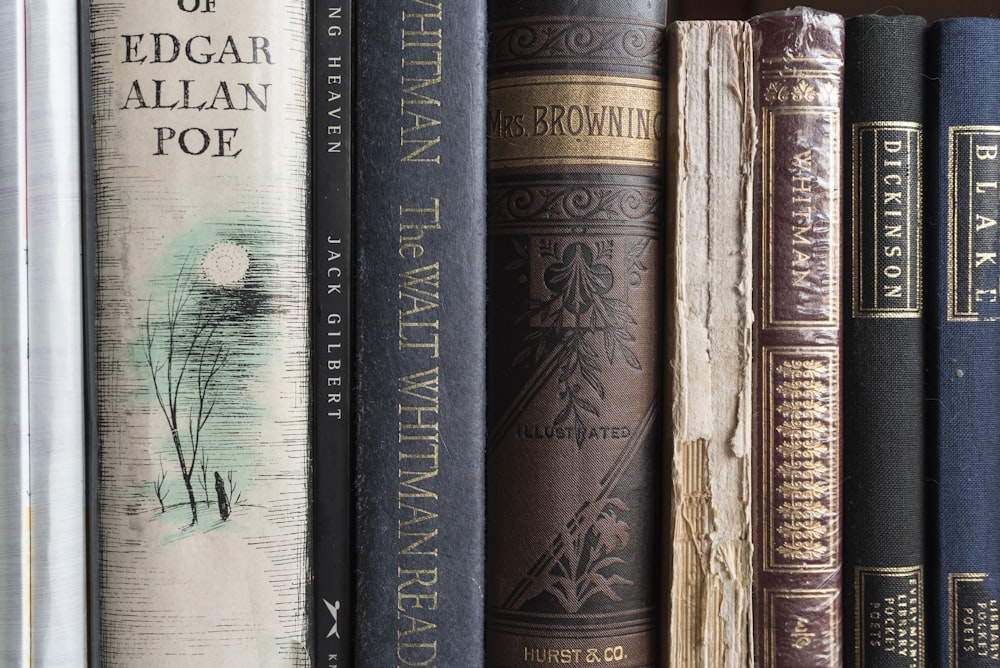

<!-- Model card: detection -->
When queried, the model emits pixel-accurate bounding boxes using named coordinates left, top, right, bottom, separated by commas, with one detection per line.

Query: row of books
left=669, top=9, right=1000, bottom=668
left=1, top=1, right=998, bottom=667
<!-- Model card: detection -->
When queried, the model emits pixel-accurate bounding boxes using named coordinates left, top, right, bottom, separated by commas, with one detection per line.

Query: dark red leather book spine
left=749, top=8, right=845, bottom=667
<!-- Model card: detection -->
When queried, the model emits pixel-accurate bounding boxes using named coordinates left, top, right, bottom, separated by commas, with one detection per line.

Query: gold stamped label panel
left=852, top=122, right=922, bottom=318
left=948, top=573, right=999, bottom=667
left=488, top=75, right=663, bottom=170
left=764, top=589, right=839, bottom=668
left=856, top=566, right=925, bottom=667
left=948, top=127, right=1000, bottom=321
left=761, top=106, right=840, bottom=329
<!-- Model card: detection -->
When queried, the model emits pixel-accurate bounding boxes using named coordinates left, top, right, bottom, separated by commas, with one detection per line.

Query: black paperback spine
left=313, top=0, right=352, bottom=665
left=353, top=1, right=487, bottom=666
left=843, top=14, right=927, bottom=668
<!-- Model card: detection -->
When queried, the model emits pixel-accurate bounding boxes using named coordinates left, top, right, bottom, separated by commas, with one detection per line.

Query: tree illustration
left=153, top=456, right=169, bottom=514
left=142, top=267, right=229, bottom=527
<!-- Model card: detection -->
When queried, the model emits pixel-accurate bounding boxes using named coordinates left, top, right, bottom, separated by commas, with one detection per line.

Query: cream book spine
left=89, top=0, right=310, bottom=663
left=665, top=20, right=756, bottom=668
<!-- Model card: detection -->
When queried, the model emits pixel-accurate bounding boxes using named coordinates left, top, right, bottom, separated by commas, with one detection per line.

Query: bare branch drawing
left=199, top=450, right=211, bottom=507
left=142, top=266, right=230, bottom=527
left=153, top=456, right=169, bottom=514
left=227, top=470, right=244, bottom=508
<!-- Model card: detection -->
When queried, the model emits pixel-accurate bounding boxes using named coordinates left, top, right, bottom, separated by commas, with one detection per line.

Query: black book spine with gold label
left=486, top=2, right=666, bottom=666
left=843, top=15, right=927, bottom=668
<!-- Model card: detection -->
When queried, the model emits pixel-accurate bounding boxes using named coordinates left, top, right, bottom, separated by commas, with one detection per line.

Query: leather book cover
left=353, top=1, right=487, bottom=666
left=749, top=8, right=845, bottom=667
left=926, top=18, right=1000, bottom=668
left=486, top=2, right=666, bottom=666
left=665, top=20, right=755, bottom=668
left=313, top=0, right=352, bottom=664
left=842, top=15, right=927, bottom=668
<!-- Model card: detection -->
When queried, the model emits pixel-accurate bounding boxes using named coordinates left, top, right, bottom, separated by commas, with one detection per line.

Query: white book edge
left=26, top=0, right=87, bottom=664
left=1, top=0, right=31, bottom=665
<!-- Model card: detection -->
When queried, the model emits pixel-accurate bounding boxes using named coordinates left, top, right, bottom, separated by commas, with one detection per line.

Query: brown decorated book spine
left=749, top=8, right=845, bottom=668
left=486, top=2, right=666, bottom=667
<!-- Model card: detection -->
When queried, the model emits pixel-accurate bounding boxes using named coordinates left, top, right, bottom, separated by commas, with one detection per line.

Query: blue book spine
left=928, top=18, right=1000, bottom=668
left=353, top=1, right=487, bottom=666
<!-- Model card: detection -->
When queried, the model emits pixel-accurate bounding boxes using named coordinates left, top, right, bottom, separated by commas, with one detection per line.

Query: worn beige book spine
left=665, top=21, right=756, bottom=668
left=89, top=0, right=310, bottom=664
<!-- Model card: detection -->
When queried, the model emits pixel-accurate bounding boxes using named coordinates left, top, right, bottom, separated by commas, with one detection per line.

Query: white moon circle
left=202, top=242, right=250, bottom=286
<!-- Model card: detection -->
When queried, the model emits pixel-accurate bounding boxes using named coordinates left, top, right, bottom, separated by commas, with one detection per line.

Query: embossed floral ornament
left=791, top=79, right=817, bottom=102
left=772, top=357, right=833, bottom=563
left=543, top=242, right=613, bottom=315
left=511, top=239, right=645, bottom=447
left=764, top=82, right=787, bottom=103
left=763, top=79, right=836, bottom=105
left=520, top=498, right=634, bottom=614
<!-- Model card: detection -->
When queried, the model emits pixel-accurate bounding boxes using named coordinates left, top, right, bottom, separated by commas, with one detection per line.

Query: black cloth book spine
left=842, top=14, right=927, bottom=668
left=353, top=1, right=487, bottom=666
left=313, top=0, right=352, bottom=665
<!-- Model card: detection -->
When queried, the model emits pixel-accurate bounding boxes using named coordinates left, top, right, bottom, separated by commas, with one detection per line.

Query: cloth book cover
left=352, top=1, right=488, bottom=665
left=843, top=14, right=927, bottom=668
left=486, top=1, right=667, bottom=665
left=926, top=17, right=1000, bottom=668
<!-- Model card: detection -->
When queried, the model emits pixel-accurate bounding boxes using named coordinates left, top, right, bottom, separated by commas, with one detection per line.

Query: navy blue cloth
left=928, top=17, right=1000, bottom=668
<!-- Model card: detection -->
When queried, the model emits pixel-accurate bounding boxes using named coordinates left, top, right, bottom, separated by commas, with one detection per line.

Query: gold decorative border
left=764, top=588, right=840, bottom=668
left=761, top=107, right=841, bottom=329
left=947, top=126, right=1000, bottom=321
left=762, top=346, right=839, bottom=573
left=488, top=74, right=663, bottom=170
left=488, top=17, right=664, bottom=72
left=855, top=565, right=925, bottom=667
left=851, top=121, right=923, bottom=318
left=948, top=572, right=990, bottom=668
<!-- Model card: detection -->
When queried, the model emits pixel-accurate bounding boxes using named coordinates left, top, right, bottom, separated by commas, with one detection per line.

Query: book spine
left=486, top=2, right=665, bottom=666
left=26, top=0, right=88, bottom=663
left=89, top=0, right=311, bottom=664
left=750, top=9, right=845, bottom=667
left=313, top=0, right=352, bottom=664
left=665, top=20, right=755, bottom=668
left=842, top=15, right=927, bottom=668
left=926, top=18, right=1000, bottom=668
left=0, top=0, right=29, bottom=664
left=352, top=2, right=487, bottom=666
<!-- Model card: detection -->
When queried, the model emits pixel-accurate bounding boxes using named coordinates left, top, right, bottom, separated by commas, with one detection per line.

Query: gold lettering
left=792, top=149, right=812, bottom=171
left=976, top=214, right=998, bottom=231
left=976, top=252, right=997, bottom=267
left=977, top=145, right=999, bottom=160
